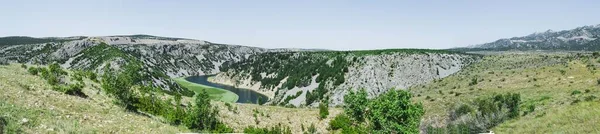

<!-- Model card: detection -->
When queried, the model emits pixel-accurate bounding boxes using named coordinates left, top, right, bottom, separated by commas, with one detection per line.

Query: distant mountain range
left=452, top=24, right=600, bottom=51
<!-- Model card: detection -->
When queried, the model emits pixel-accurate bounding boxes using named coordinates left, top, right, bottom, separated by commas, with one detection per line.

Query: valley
left=1, top=26, right=600, bottom=133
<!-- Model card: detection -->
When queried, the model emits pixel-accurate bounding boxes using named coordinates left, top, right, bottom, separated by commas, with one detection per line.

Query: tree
left=367, top=89, right=424, bottom=133
left=184, top=90, right=229, bottom=132
left=343, top=89, right=368, bottom=122
left=319, top=101, right=329, bottom=119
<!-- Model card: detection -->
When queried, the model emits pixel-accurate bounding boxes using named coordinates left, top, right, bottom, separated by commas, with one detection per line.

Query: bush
left=454, top=104, right=474, bottom=118
left=329, top=114, right=352, bottom=130
left=343, top=89, right=368, bottom=122
left=183, top=90, right=226, bottom=132
left=51, top=83, right=87, bottom=98
left=87, top=71, right=97, bottom=82
left=367, top=89, right=424, bottom=133
left=27, top=67, right=38, bottom=75
left=20, top=64, right=27, bottom=69
left=571, top=90, right=582, bottom=96
left=431, top=93, right=521, bottom=133
left=319, top=102, right=329, bottom=119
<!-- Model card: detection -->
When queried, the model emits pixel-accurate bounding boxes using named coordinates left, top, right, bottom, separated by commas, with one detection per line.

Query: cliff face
left=212, top=50, right=481, bottom=106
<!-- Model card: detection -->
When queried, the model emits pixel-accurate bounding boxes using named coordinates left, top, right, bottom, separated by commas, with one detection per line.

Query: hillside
left=0, top=64, right=188, bottom=133
left=453, top=24, right=600, bottom=51
left=410, top=52, right=600, bottom=133
left=212, top=49, right=480, bottom=107
left=0, top=35, right=272, bottom=96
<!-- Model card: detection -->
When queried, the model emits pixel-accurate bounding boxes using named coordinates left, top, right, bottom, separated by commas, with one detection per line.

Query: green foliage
left=430, top=93, right=522, bottom=133
left=339, top=89, right=424, bottom=133
left=343, top=89, right=368, bottom=122
left=51, top=83, right=87, bottom=98
left=281, top=91, right=303, bottom=105
left=454, top=104, right=474, bottom=117
left=571, top=90, right=582, bottom=96
left=243, top=123, right=292, bottom=134
left=367, top=90, right=424, bottom=133
left=27, top=67, right=38, bottom=75
left=86, top=71, right=97, bottom=81
left=184, top=90, right=229, bottom=132
left=20, top=64, right=27, bottom=69
left=329, top=114, right=352, bottom=130
left=319, top=102, right=329, bottom=119
left=101, top=65, right=137, bottom=111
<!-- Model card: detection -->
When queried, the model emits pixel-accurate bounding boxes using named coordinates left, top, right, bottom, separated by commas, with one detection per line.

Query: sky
left=1, top=0, right=599, bottom=50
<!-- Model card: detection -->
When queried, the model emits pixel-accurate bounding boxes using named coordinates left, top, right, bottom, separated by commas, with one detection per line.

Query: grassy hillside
left=410, top=52, right=600, bottom=133
left=0, top=64, right=187, bottom=133
left=0, top=63, right=343, bottom=133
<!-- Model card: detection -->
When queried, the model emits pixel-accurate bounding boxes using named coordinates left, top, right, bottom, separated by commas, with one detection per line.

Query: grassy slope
left=0, top=64, right=188, bottom=133
left=0, top=64, right=341, bottom=133
left=410, top=52, right=600, bottom=132
left=173, top=77, right=238, bottom=103
left=215, top=102, right=343, bottom=133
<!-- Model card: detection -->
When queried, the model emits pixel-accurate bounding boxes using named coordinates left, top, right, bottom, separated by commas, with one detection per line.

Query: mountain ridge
left=453, top=24, right=600, bottom=51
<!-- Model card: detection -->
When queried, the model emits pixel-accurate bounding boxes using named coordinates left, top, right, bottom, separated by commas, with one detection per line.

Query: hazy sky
left=1, top=0, right=599, bottom=50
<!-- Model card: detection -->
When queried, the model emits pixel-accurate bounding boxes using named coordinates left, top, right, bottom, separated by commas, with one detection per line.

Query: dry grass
left=0, top=64, right=188, bottom=133
left=215, top=101, right=343, bottom=133
left=410, top=52, right=600, bottom=132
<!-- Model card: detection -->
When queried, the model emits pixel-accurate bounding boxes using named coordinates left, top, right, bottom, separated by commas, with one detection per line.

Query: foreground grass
left=173, top=77, right=238, bottom=103
left=0, top=64, right=188, bottom=133
left=410, top=52, right=600, bottom=132
left=214, top=101, right=343, bottom=133
left=495, top=101, right=600, bottom=133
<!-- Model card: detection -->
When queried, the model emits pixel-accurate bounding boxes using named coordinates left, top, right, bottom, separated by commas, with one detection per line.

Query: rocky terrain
left=0, top=35, right=273, bottom=96
left=212, top=50, right=481, bottom=106
left=453, top=24, right=600, bottom=51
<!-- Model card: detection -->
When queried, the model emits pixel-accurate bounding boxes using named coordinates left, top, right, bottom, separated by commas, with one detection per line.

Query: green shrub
left=183, top=90, right=227, bottom=132
left=20, top=64, right=27, bottom=69
left=27, top=67, right=38, bottom=75
left=571, top=90, right=582, bottom=96
left=367, top=89, right=424, bottom=133
left=87, top=71, right=97, bottom=81
left=51, top=83, right=87, bottom=98
left=329, top=114, right=351, bottom=130
left=319, top=102, right=329, bottom=119
left=454, top=104, right=474, bottom=117
left=343, top=89, right=368, bottom=122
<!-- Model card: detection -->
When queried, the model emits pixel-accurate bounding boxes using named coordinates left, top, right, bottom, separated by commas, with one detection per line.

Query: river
left=185, top=75, right=269, bottom=104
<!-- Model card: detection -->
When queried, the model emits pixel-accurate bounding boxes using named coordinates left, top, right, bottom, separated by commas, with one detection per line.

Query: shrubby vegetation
left=27, top=63, right=86, bottom=98
left=100, top=62, right=232, bottom=132
left=330, top=89, right=424, bottom=133
left=427, top=93, right=521, bottom=134
left=319, top=101, right=329, bottom=119
left=243, top=123, right=292, bottom=134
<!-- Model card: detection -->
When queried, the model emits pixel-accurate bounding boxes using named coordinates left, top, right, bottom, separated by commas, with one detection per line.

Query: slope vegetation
left=410, top=52, right=600, bottom=133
